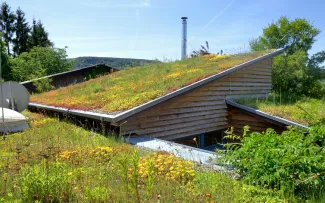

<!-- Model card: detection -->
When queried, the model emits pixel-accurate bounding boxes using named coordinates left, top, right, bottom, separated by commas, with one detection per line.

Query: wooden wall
left=227, top=106, right=287, bottom=136
left=121, top=58, right=274, bottom=140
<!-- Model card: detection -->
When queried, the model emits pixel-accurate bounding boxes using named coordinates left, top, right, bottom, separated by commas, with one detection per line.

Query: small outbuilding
left=21, top=64, right=118, bottom=93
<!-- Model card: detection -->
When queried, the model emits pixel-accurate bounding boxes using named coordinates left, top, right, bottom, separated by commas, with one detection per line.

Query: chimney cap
left=181, top=17, right=188, bottom=20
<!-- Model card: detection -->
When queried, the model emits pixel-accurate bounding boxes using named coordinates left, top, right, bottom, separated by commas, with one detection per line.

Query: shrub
left=33, top=77, right=54, bottom=93
left=221, top=126, right=325, bottom=200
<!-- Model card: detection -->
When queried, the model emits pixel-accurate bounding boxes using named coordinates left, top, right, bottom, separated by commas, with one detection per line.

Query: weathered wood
left=207, top=82, right=272, bottom=87
left=125, top=117, right=228, bottom=135
left=123, top=112, right=228, bottom=131
left=166, top=100, right=225, bottom=109
left=160, top=124, right=227, bottom=140
left=202, top=86, right=272, bottom=91
left=147, top=121, right=228, bottom=138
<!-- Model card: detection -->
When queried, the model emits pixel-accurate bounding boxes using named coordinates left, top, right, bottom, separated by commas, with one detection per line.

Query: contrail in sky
left=191, top=0, right=236, bottom=42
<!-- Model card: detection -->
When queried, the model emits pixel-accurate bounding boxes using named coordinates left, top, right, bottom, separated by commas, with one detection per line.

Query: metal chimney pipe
left=181, top=17, right=187, bottom=60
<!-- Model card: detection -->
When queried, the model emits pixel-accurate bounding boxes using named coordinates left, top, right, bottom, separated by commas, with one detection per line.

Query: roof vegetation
left=30, top=50, right=273, bottom=113
left=237, top=94, right=325, bottom=126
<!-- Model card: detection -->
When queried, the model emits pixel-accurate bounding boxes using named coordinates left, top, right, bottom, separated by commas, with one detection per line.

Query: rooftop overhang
left=226, top=99, right=308, bottom=129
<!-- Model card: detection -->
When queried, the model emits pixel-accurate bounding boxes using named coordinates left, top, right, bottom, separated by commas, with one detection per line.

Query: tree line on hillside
left=0, top=1, right=71, bottom=83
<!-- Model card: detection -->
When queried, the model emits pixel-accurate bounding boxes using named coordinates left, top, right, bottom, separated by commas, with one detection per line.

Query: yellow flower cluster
left=59, top=146, right=114, bottom=163
left=202, top=54, right=230, bottom=61
left=166, top=72, right=184, bottom=79
left=32, top=118, right=53, bottom=127
left=130, top=153, right=195, bottom=184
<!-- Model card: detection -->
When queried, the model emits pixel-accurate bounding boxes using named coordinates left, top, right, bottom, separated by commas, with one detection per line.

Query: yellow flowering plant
left=128, top=152, right=195, bottom=184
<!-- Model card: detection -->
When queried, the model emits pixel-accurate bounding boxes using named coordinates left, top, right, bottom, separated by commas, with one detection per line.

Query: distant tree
left=250, top=16, right=325, bottom=97
left=27, top=19, right=52, bottom=50
left=0, top=2, right=16, bottom=55
left=250, top=16, right=320, bottom=54
left=13, top=8, right=30, bottom=56
left=0, top=33, right=11, bottom=80
left=10, top=46, right=72, bottom=82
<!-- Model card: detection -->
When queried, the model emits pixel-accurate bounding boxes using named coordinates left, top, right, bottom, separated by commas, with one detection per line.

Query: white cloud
left=140, top=0, right=150, bottom=7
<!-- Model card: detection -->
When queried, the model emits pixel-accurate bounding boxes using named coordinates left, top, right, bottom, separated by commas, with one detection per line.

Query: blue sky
left=8, top=0, right=325, bottom=60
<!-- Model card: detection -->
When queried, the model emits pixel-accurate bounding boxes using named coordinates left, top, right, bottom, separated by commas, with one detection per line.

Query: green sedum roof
left=30, top=50, right=274, bottom=113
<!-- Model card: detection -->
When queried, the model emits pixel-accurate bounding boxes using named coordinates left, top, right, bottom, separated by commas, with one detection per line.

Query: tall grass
left=0, top=111, right=286, bottom=202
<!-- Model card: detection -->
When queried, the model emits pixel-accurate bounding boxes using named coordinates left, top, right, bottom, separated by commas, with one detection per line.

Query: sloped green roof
left=30, top=50, right=275, bottom=113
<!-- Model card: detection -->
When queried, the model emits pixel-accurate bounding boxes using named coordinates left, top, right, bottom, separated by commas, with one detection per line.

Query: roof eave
left=225, top=99, right=308, bottom=128
left=28, top=102, right=116, bottom=122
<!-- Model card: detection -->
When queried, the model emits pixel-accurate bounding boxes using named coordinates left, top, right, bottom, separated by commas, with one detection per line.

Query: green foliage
left=194, top=172, right=284, bottom=203
left=221, top=126, right=325, bottom=200
left=0, top=34, right=11, bottom=80
left=0, top=2, right=16, bottom=56
left=10, top=46, right=72, bottom=81
left=272, top=50, right=325, bottom=97
left=0, top=112, right=288, bottom=202
left=250, top=16, right=320, bottom=54
left=12, top=8, right=30, bottom=56
left=33, top=77, right=54, bottom=93
left=20, top=161, right=75, bottom=202
left=27, top=18, right=52, bottom=49
left=250, top=16, right=325, bottom=97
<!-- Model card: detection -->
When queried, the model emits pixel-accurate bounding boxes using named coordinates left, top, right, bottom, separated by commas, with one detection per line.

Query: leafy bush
left=221, top=126, right=325, bottom=200
left=250, top=16, right=325, bottom=97
left=10, top=46, right=72, bottom=82
left=272, top=51, right=325, bottom=98
left=33, top=77, right=54, bottom=93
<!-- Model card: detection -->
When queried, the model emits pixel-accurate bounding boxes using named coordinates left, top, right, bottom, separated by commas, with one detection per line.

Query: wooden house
left=28, top=49, right=305, bottom=149
left=21, top=64, right=118, bottom=93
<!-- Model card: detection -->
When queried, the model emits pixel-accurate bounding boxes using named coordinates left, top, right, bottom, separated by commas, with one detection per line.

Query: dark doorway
left=173, top=129, right=227, bottom=151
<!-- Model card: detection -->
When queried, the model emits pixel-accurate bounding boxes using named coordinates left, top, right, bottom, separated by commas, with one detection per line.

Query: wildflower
left=3, top=177, right=8, bottom=181
left=48, top=194, right=52, bottom=197
left=68, top=172, right=73, bottom=176
left=193, top=137, right=196, bottom=142
left=205, top=193, right=211, bottom=198
left=244, top=157, right=248, bottom=161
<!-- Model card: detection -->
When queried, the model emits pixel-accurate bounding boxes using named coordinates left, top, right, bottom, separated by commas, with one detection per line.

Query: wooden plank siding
left=227, top=107, right=287, bottom=136
left=120, top=58, right=274, bottom=140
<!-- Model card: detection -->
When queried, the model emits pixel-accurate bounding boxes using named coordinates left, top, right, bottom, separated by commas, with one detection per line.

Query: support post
left=199, top=134, right=205, bottom=149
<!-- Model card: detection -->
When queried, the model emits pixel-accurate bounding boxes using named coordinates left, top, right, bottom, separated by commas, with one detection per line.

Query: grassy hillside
left=70, top=56, right=153, bottom=70
left=31, top=50, right=274, bottom=113
left=0, top=112, right=284, bottom=202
